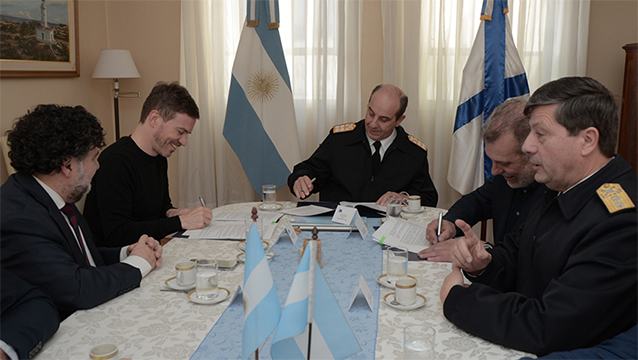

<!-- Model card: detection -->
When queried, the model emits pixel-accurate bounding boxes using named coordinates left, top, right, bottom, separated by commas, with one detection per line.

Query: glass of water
left=386, top=195, right=403, bottom=218
left=262, top=184, right=277, bottom=209
left=386, top=246, right=408, bottom=284
left=404, top=325, right=435, bottom=359
left=195, top=259, right=218, bottom=300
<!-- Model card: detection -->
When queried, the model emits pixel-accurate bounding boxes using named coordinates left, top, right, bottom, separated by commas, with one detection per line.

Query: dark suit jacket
left=1, top=268, right=59, bottom=359
left=1, top=173, right=142, bottom=319
left=288, top=119, right=438, bottom=206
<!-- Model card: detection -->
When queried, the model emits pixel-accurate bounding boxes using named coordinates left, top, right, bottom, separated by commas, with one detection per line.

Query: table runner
left=191, top=219, right=383, bottom=360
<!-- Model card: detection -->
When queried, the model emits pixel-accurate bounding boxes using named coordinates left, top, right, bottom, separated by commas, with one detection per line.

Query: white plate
left=236, top=252, right=275, bottom=263
left=187, top=287, right=231, bottom=305
left=164, top=277, right=195, bottom=291
left=383, top=293, right=427, bottom=310
left=237, top=240, right=268, bottom=252
left=258, top=203, right=283, bottom=211
left=402, top=205, right=425, bottom=214
left=377, top=274, right=417, bottom=289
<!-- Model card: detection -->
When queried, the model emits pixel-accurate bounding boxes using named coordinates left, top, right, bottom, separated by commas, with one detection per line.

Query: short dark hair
left=482, top=98, right=529, bottom=152
left=368, top=84, right=409, bottom=120
left=524, top=77, right=618, bottom=157
left=6, top=104, right=105, bottom=175
left=140, top=81, right=200, bottom=123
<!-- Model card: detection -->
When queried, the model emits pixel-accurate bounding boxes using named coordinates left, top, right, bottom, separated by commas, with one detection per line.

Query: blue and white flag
left=271, top=243, right=361, bottom=360
left=242, top=223, right=281, bottom=360
left=223, top=0, right=301, bottom=196
left=448, top=0, right=529, bottom=195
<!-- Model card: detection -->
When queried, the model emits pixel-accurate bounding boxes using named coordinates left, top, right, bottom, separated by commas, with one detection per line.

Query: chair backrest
left=0, top=135, right=16, bottom=176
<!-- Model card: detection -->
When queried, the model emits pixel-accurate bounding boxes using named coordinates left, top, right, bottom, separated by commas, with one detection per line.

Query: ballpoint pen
left=437, top=212, right=442, bottom=243
left=199, top=196, right=206, bottom=208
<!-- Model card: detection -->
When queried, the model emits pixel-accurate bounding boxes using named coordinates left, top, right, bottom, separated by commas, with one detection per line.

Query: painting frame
left=0, top=0, right=79, bottom=78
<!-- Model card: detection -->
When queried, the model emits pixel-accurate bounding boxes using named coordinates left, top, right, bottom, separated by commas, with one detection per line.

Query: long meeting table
left=36, top=202, right=533, bottom=359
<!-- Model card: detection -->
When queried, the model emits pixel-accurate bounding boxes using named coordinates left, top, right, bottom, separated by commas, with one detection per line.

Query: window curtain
left=381, top=0, right=590, bottom=209
left=179, top=0, right=362, bottom=208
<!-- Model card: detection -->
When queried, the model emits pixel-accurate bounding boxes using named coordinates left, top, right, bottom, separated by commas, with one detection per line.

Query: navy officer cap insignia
left=408, top=135, right=427, bottom=151
left=596, top=183, right=635, bottom=213
left=333, top=123, right=356, bottom=133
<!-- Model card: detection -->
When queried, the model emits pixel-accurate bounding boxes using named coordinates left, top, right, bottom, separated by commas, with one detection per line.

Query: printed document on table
left=340, top=201, right=386, bottom=213
left=183, top=220, right=248, bottom=240
left=279, top=205, right=333, bottom=216
left=212, top=210, right=283, bottom=224
left=372, top=217, right=430, bottom=253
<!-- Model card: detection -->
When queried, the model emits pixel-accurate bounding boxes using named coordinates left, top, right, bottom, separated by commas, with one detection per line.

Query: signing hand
left=376, top=191, right=408, bottom=206
left=178, top=206, right=213, bottom=230
left=425, top=218, right=456, bottom=244
left=450, top=219, right=492, bottom=274
left=293, top=176, right=314, bottom=199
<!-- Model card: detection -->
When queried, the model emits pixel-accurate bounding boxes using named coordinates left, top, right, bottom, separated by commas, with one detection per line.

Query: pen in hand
left=437, top=212, right=442, bottom=243
left=199, top=196, right=207, bottom=208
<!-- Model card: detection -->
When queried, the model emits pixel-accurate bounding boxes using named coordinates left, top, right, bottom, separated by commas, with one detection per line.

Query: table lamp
left=92, top=49, right=141, bottom=139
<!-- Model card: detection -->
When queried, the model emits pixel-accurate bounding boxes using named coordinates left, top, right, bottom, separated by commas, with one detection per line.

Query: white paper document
left=183, top=220, right=249, bottom=240
left=278, top=205, right=333, bottom=216
left=339, top=201, right=386, bottom=213
left=372, top=217, right=430, bottom=253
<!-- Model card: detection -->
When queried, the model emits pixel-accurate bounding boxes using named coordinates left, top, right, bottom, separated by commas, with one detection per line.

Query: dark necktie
left=372, top=141, right=382, bottom=175
left=61, top=204, right=90, bottom=265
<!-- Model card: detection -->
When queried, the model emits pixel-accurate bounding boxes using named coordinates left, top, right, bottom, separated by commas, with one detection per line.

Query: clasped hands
left=127, top=235, right=163, bottom=269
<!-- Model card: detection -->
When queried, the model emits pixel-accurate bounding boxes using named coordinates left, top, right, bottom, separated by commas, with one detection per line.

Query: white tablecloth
left=36, top=202, right=533, bottom=359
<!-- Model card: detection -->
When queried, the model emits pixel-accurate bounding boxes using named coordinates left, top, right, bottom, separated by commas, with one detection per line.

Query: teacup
left=407, top=195, right=421, bottom=211
left=175, top=260, right=196, bottom=287
left=395, top=277, right=417, bottom=305
left=89, top=344, right=119, bottom=360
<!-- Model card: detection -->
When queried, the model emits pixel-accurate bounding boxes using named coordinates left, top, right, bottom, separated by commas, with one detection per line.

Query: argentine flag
left=448, top=0, right=529, bottom=195
left=223, top=0, right=301, bottom=196
left=242, top=223, right=281, bottom=360
left=271, top=242, right=361, bottom=360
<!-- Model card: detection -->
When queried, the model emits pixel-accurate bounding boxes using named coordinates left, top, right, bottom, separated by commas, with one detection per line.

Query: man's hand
left=166, top=208, right=190, bottom=217
left=129, top=235, right=162, bottom=269
left=376, top=191, right=408, bottom=206
left=293, top=176, right=314, bottom=199
left=425, top=218, right=456, bottom=243
left=418, top=238, right=458, bottom=262
left=440, top=264, right=465, bottom=304
left=450, top=219, right=492, bottom=274
left=177, top=206, right=213, bottom=230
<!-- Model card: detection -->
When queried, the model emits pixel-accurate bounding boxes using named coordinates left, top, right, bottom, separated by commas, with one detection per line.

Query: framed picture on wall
left=0, top=0, right=79, bottom=78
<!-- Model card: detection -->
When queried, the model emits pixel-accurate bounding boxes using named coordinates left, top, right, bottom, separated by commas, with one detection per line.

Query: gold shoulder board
left=596, top=183, right=635, bottom=213
left=333, top=123, right=356, bottom=133
left=408, top=135, right=427, bottom=151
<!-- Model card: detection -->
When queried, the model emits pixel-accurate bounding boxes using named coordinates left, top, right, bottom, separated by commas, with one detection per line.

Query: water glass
left=386, top=246, right=408, bottom=283
left=262, top=184, right=277, bottom=209
left=195, top=259, right=218, bottom=300
left=386, top=196, right=403, bottom=217
left=404, top=325, right=435, bottom=359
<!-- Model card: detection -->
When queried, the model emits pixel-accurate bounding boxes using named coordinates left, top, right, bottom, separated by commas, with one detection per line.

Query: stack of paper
left=371, top=217, right=430, bottom=254
left=182, top=211, right=283, bottom=240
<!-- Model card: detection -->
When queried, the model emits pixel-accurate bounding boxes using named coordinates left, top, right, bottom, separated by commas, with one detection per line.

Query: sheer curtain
left=179, top=0, right=362, bottom=208
left=381, top=0, right=590, bottom=209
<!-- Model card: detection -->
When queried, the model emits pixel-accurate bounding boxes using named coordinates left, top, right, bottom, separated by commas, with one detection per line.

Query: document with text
left=371, top=217, right=430, bottom=253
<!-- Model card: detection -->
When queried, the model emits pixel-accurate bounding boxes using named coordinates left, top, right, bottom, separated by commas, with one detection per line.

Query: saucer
left=164, top=277, right=195, bottom=291
left=402, top=205, right=425, bottom=214
left=383, top=293, right=427, bottom=310
left=237, top=240, right=268, bottom=252
left=258, top=203, right=283, bottom=211
left=377, top=274, right=417, bottom=289
left=187, top=287, right=231, bottom=305
left=237, top=252, right=275, bottom=262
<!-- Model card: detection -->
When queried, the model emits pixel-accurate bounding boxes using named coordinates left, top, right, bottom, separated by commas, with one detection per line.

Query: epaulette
left=408, top=135, right=427, bottom=151
left=333, top=123, right=356, bottom=133
left=596, top=183, right=635, bottom=213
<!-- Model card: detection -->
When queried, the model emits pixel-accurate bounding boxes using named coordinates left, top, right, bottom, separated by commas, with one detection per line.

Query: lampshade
left=92, top=49, right=141, bottom=79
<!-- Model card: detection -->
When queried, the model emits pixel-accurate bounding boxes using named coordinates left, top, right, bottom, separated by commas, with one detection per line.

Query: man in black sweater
left=84, top=82, right=213, bottom=247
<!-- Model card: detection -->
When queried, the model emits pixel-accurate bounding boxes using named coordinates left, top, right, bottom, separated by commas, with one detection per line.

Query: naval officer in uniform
left=288, top=84, right=438, bottom=206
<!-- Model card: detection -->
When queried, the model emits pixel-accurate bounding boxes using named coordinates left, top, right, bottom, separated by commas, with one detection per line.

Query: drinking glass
left=386, top=246, right=408, bottom=283
left=262, top=184, right=277, bottom=209
left=386, top=196, right=403, bottom=218
left=403, top=325, right=435, bottom=359
left=195, top=259, right=218, bottom=300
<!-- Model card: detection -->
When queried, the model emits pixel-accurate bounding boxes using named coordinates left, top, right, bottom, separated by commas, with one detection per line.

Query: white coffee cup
left=395, top=277, right=417, bottom=305
left=89, top=343, right=119, bottom=360
left=175, top=261, right=196, bottom=287
left=407, top=195, right=421, bottom=211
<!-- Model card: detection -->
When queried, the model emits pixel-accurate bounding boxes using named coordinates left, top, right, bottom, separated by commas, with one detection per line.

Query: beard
left=506, top=164, right=537, bottom=189
left=68, top=163, right=91, bottom=204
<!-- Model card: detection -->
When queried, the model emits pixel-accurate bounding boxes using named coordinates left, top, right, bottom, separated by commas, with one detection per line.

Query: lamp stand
left=112, top=78, right=141, bottom=140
